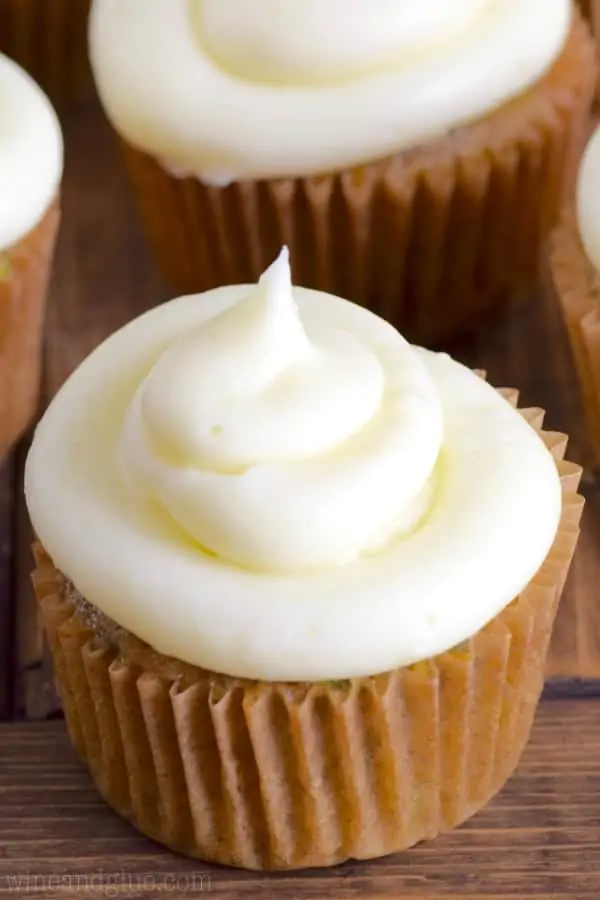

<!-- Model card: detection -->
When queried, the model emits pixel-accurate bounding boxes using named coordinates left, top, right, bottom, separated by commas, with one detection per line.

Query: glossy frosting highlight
left=89, top=0, right=570, bottom=182
left=0, top=53, right=63, bottom=249
left=193, top=0, right=489, bottom=86
left=25, top=252, right=562, bottom=681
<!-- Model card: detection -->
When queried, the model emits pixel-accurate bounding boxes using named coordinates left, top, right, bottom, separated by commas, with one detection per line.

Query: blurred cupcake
left=88, top=1, right=595, bottom=344
left=552, top=125, right=600, bottom=460
left=0, top=0, right=91, bottom=106
left=0, top=53, right=62, bottom=458
left=26, top=249, right=582, bottom=870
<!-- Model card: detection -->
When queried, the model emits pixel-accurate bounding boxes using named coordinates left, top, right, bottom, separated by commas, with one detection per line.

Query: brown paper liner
left=0, top=201, right=60, bottom=458
left=577, top=0, right=600, bottom=98
left=0, top=0, right=91, bottom=106
left=31, top=393, right=583, bottom=871
left=551, top=211, right=600, bottom=461
left=121, top=11, right=595, bottom=346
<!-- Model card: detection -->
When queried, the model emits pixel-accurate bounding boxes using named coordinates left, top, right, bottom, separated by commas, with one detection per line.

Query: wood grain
left=0, top=700, right=598, bottom=899
left=0, top=0, right=92, bottom=108
left=9, top=100, right=600, bottom=719
left=0, top=457, right=14, bottom=720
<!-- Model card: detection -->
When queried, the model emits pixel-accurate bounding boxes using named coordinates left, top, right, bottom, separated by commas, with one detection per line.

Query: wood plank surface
left=8, top=100, right=600, bottom=719
left=0, top=457, right=14, bottom=720
left=0, top=699, right=598, bottom=899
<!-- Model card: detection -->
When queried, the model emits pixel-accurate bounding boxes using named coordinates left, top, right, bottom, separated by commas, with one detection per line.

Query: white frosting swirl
left=577, top=125, right=600, bottom=272
left=88, top=0, right=570, bottom=182
left=25, top=251, right=562, bottom=682
left=0, top=54, right=63, bottom=249
left=120, top=249, right=442, bottom=571
left=194, top=1, right=489, bottom=85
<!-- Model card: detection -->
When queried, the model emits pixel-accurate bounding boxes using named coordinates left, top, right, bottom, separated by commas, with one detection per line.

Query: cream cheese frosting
left=0, top=53, right=63, bottom=250
left=25, top=250, right=562, bottom=682
left=577, top=125, right=600, bottom=272
left=88, top=0, right=571, bottom=183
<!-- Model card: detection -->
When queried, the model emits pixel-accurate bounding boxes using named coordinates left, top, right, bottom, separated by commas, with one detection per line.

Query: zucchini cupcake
left=0, top=0, right=91, bottom=106
left=0, top=52, right=62, bottom=458
left=88, top=0, right=595, bottom=344
left=26, top=249, right=582, bottom=870
left=552, top=125, right=600, bottom=460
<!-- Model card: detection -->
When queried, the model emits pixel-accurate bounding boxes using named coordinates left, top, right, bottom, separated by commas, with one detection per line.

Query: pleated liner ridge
left=577, top=0, right=600, bottom=98
left=121, top=12, right=595, bottom=346
left=552, top=210, right=600, bottom=462
left=0, top=201, right=60, bottom=458
left=0, top=0, right=91, bottom=105
left=32, top=392, right=583, bottom=871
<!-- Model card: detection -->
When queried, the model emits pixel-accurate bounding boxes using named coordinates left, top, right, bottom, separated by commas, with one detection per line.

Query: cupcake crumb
left=63, top=578, right=124, bottom=646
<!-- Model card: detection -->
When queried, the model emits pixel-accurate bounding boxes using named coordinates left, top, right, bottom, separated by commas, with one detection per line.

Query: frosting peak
left=119, top=248, right=442, bottom=571
left=137, top=247, right=315, bottom=470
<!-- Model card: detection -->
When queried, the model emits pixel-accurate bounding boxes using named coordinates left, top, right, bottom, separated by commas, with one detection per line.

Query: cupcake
left=88, top=1, right=596, bottom=345
left=26, top=249, right=583, bottom=870
left=0, top=0, right=91, bottom=106
left=0, top=53, right=62, bottom=458
left=552, top=125, right=600, bottom=460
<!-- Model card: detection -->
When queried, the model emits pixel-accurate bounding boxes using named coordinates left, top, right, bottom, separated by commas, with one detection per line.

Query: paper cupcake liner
left=31, top=393, right=583, bottom=871
left=121, top=12, right=595, bottom=346
left=0, top=202, right=60, bottom=458
left=551, top=211, right=600, bottom=461
left=0, top=0, right=91, bottom=105
left=577, top=0, right=600, bottom=97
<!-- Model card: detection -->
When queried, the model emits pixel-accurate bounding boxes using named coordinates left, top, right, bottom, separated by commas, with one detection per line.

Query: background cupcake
left=0, top=53, right=63, bottom=458
left=89, top=0, right=595, bottom=345
left=0, top=0, right=91, bottom=106
left=552, top=125, right=600, bottom=462
left=26, top=252, right=582, bottom=870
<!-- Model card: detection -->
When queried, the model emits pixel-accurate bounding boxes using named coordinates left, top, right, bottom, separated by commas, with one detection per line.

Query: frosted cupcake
left=88, top=1, right=595, bottom=344
left=552, top=126, right=600, bottom=460
left=0, top=53, right=63, bottom=458
left=26, top=249, right=582, bottom=869
left=0, top=0, right=91, bottom=105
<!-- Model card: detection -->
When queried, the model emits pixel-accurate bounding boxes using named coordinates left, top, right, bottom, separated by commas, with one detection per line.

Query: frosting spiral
left=577, top=125, right=600, bottom=272
left=0, top=53, right=63, bottom=250
left=193, top=1, right=488, bottom=86
left=89, top=0, right=570, bottom=182
left=119, top=248, right=442, bottom=571
left=25, top=251, right=562, bottom=681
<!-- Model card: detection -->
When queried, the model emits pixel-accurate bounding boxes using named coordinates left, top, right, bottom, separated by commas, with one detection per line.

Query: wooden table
left=0, top=700, right=598, bottom=899
left=0, top=100, right=599, bottom=898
